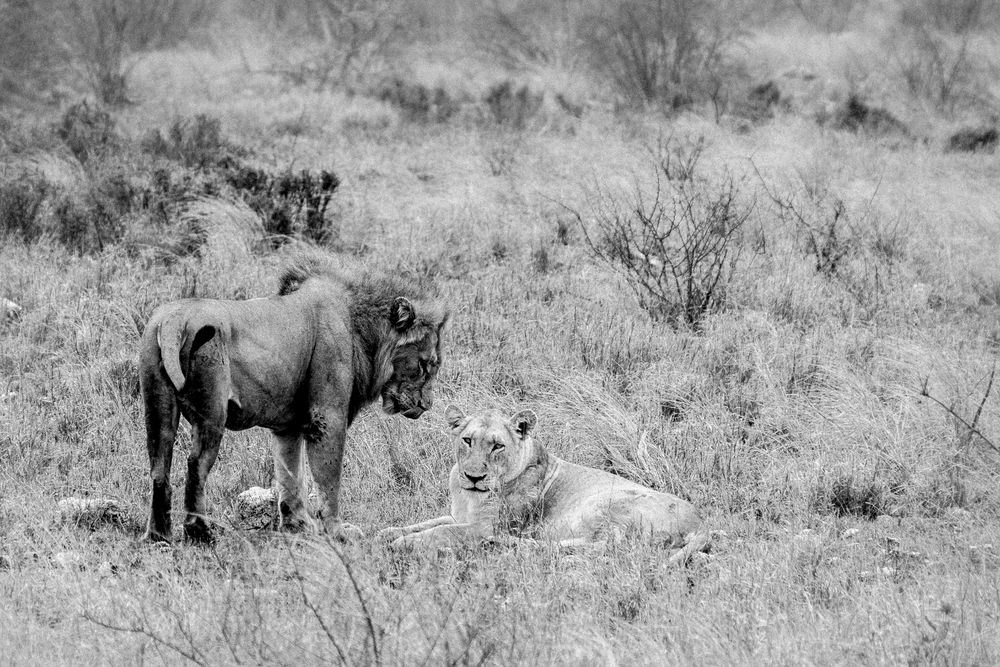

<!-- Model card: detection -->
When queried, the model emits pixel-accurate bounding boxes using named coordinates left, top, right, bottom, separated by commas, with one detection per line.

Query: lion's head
left=380, top=297, right=447, bottom=420
left=444, top=406, right=537, bottom=491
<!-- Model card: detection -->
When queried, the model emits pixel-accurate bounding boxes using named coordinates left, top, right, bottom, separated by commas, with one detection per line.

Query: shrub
left=140, top=114, right=247, bottom=170
left=374, top=78, right=458, bottom=123
left=946, top=126, right=998, bottom=152
left=829, top=95, right=911, bottom=139
left=56, top=100, right=121, bottom=164
left=574, top=160, right=754, bottom=328
left=484, top=81, right=543, bottom=129
left=225, top=167, right=340, bottom=243
left=0, top=170, right=49, bottom=242
left=810, top=472, right=886, bottom=519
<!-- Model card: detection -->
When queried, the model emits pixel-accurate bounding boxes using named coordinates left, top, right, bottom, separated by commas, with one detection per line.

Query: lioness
left=140, top=258, right=447, bottom=542
left=380, top=407, right=709, bottom=563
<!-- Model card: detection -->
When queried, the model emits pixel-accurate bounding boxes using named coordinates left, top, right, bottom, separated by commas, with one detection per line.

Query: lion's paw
left=323, top=520, right=365, bottom=542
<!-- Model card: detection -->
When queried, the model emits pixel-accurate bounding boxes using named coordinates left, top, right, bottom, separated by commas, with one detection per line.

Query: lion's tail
left=156, top=312, right=191, bottom=393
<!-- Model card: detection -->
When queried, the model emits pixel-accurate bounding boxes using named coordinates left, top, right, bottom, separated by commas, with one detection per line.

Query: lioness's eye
left=462, top=436, right=472, bottom=446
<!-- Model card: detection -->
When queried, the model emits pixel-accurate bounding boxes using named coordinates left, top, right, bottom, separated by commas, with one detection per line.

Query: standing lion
left=139, top=258, right=447, bottom=542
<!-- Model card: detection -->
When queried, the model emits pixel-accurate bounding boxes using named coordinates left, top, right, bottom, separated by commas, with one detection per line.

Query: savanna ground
left=2, top=0, right=1000, bottom=664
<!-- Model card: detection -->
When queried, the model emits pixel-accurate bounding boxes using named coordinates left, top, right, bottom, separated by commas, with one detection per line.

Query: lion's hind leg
left=141, top=345, right=180, bottom=542
left=180, top=332, right=229, bottom=544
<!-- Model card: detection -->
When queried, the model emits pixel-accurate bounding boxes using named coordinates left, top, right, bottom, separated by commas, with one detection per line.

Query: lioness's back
left=541, top=458, right=700, bottom=544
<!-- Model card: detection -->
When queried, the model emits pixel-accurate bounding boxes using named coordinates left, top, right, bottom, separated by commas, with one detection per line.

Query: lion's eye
left=462, top=436, right=472, bottom=446
left=492, top=442, right=505, bottom=452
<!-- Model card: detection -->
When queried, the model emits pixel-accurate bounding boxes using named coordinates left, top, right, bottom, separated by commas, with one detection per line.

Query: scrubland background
left=2, top=0, right=1000, bottom=664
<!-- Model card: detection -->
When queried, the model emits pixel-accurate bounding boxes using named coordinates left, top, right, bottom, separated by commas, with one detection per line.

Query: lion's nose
left=464, top=472, right=486, bottom=485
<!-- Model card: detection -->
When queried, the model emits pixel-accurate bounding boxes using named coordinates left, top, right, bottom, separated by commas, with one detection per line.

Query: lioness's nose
left=465, top=472, right=486, bottom=484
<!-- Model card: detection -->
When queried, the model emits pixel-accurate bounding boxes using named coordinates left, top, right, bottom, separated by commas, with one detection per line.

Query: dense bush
left=484, top=81, right=543, bottom=129
left=947, top=126, right=998, bottom=152
left=225, top=167, right=341, bottom=243
left=374, top=77, right=458, bottom=123
left=0, top=170, right=49, bottom=242
left=57, top=101, right=122, bottom=164
left=829, top=95, right=911, bottom=139
left=140, top=114, right=246, bottom=170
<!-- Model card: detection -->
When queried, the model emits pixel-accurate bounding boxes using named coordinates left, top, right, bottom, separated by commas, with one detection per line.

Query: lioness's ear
left=445, top=405, right=465, bottom=430
left=390, top=297, right=416, bottom=331
left=510, top=410, right=537, bottom=439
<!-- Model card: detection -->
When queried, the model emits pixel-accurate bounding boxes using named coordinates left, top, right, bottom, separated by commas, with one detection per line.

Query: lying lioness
left=380, top=406, right=709, bottom=563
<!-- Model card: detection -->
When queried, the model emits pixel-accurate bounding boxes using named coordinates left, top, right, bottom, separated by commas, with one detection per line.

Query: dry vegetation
left=2, top=0, right=1000, bottom=664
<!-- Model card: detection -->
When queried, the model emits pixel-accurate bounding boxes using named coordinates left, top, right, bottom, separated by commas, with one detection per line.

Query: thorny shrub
left=574, top=148, right=754, bottom=328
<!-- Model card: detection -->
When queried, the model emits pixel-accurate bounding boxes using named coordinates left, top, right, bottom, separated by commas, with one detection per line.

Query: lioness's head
left=381, top=297, right=447, bottom=420
left=444, top=406, right=537, bottom=492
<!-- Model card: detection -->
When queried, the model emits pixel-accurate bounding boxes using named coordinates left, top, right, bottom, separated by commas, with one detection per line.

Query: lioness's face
left=445, top=407, right=536, bottom=492
left=381, top=329, right=442, bottom=420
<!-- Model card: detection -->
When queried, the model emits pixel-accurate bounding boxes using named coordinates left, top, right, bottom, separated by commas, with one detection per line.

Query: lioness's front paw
left=376, top=526, right=407, bottom=544
left=322, top=520, right=365, bottom=542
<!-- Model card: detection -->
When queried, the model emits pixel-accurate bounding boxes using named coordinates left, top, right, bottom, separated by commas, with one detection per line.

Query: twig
left=919, top=364, right=999, bottom=454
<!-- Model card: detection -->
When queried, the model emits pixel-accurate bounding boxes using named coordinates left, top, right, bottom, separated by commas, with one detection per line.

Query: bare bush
left=473, top=0, right=583, bottom=72
left=901, top=0, right=999, bottom=34
left=262, top=0, right=404, bottom=90
left=650, top=131, right=706, bottom=182
left=891, top=11, right=996, bottom=114
left=790, top=0, right=860, bottom=32
left=582, top=0, right=743, bottom=110
left=62, top=0, right=211, bottom=106
left=573, top=161, right=754, bottom=328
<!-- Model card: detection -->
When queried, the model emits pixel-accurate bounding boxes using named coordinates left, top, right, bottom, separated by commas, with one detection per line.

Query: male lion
left=139, top=259, right=447, bottom=542
left=380, top=407, right=709, bottom=564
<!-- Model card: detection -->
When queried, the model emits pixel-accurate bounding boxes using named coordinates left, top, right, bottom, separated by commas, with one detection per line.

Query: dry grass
left=2, top=2, right=1000, bottom=665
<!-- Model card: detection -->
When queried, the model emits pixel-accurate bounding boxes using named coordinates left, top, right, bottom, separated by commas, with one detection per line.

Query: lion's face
left=444, top=406, right=536, bottom=492
left=381, top=299, right=445, bottom=419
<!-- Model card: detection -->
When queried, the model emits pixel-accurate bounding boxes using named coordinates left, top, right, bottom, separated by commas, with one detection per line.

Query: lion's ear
left=510, top=410, right=537, bottom=439
left=445, top=405, right=465, bottom=430
left=390, top=297, right=416, bottom=331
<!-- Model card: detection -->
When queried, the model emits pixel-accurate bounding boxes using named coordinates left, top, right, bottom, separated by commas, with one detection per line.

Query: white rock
left=841, top=528, right=861, bottom=540
left=53, top=551, right=85, bottom=570
left=1, top=298, right=22, bottom=323
left=234, top=486, right=276, bottom=530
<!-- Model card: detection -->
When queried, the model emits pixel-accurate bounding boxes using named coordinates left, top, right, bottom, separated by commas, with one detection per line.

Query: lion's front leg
left=304, top=411, right=364, bottom=540
left=377, top=515, right=456, bottom=543
left=389, top=521, right=493, bottom=551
